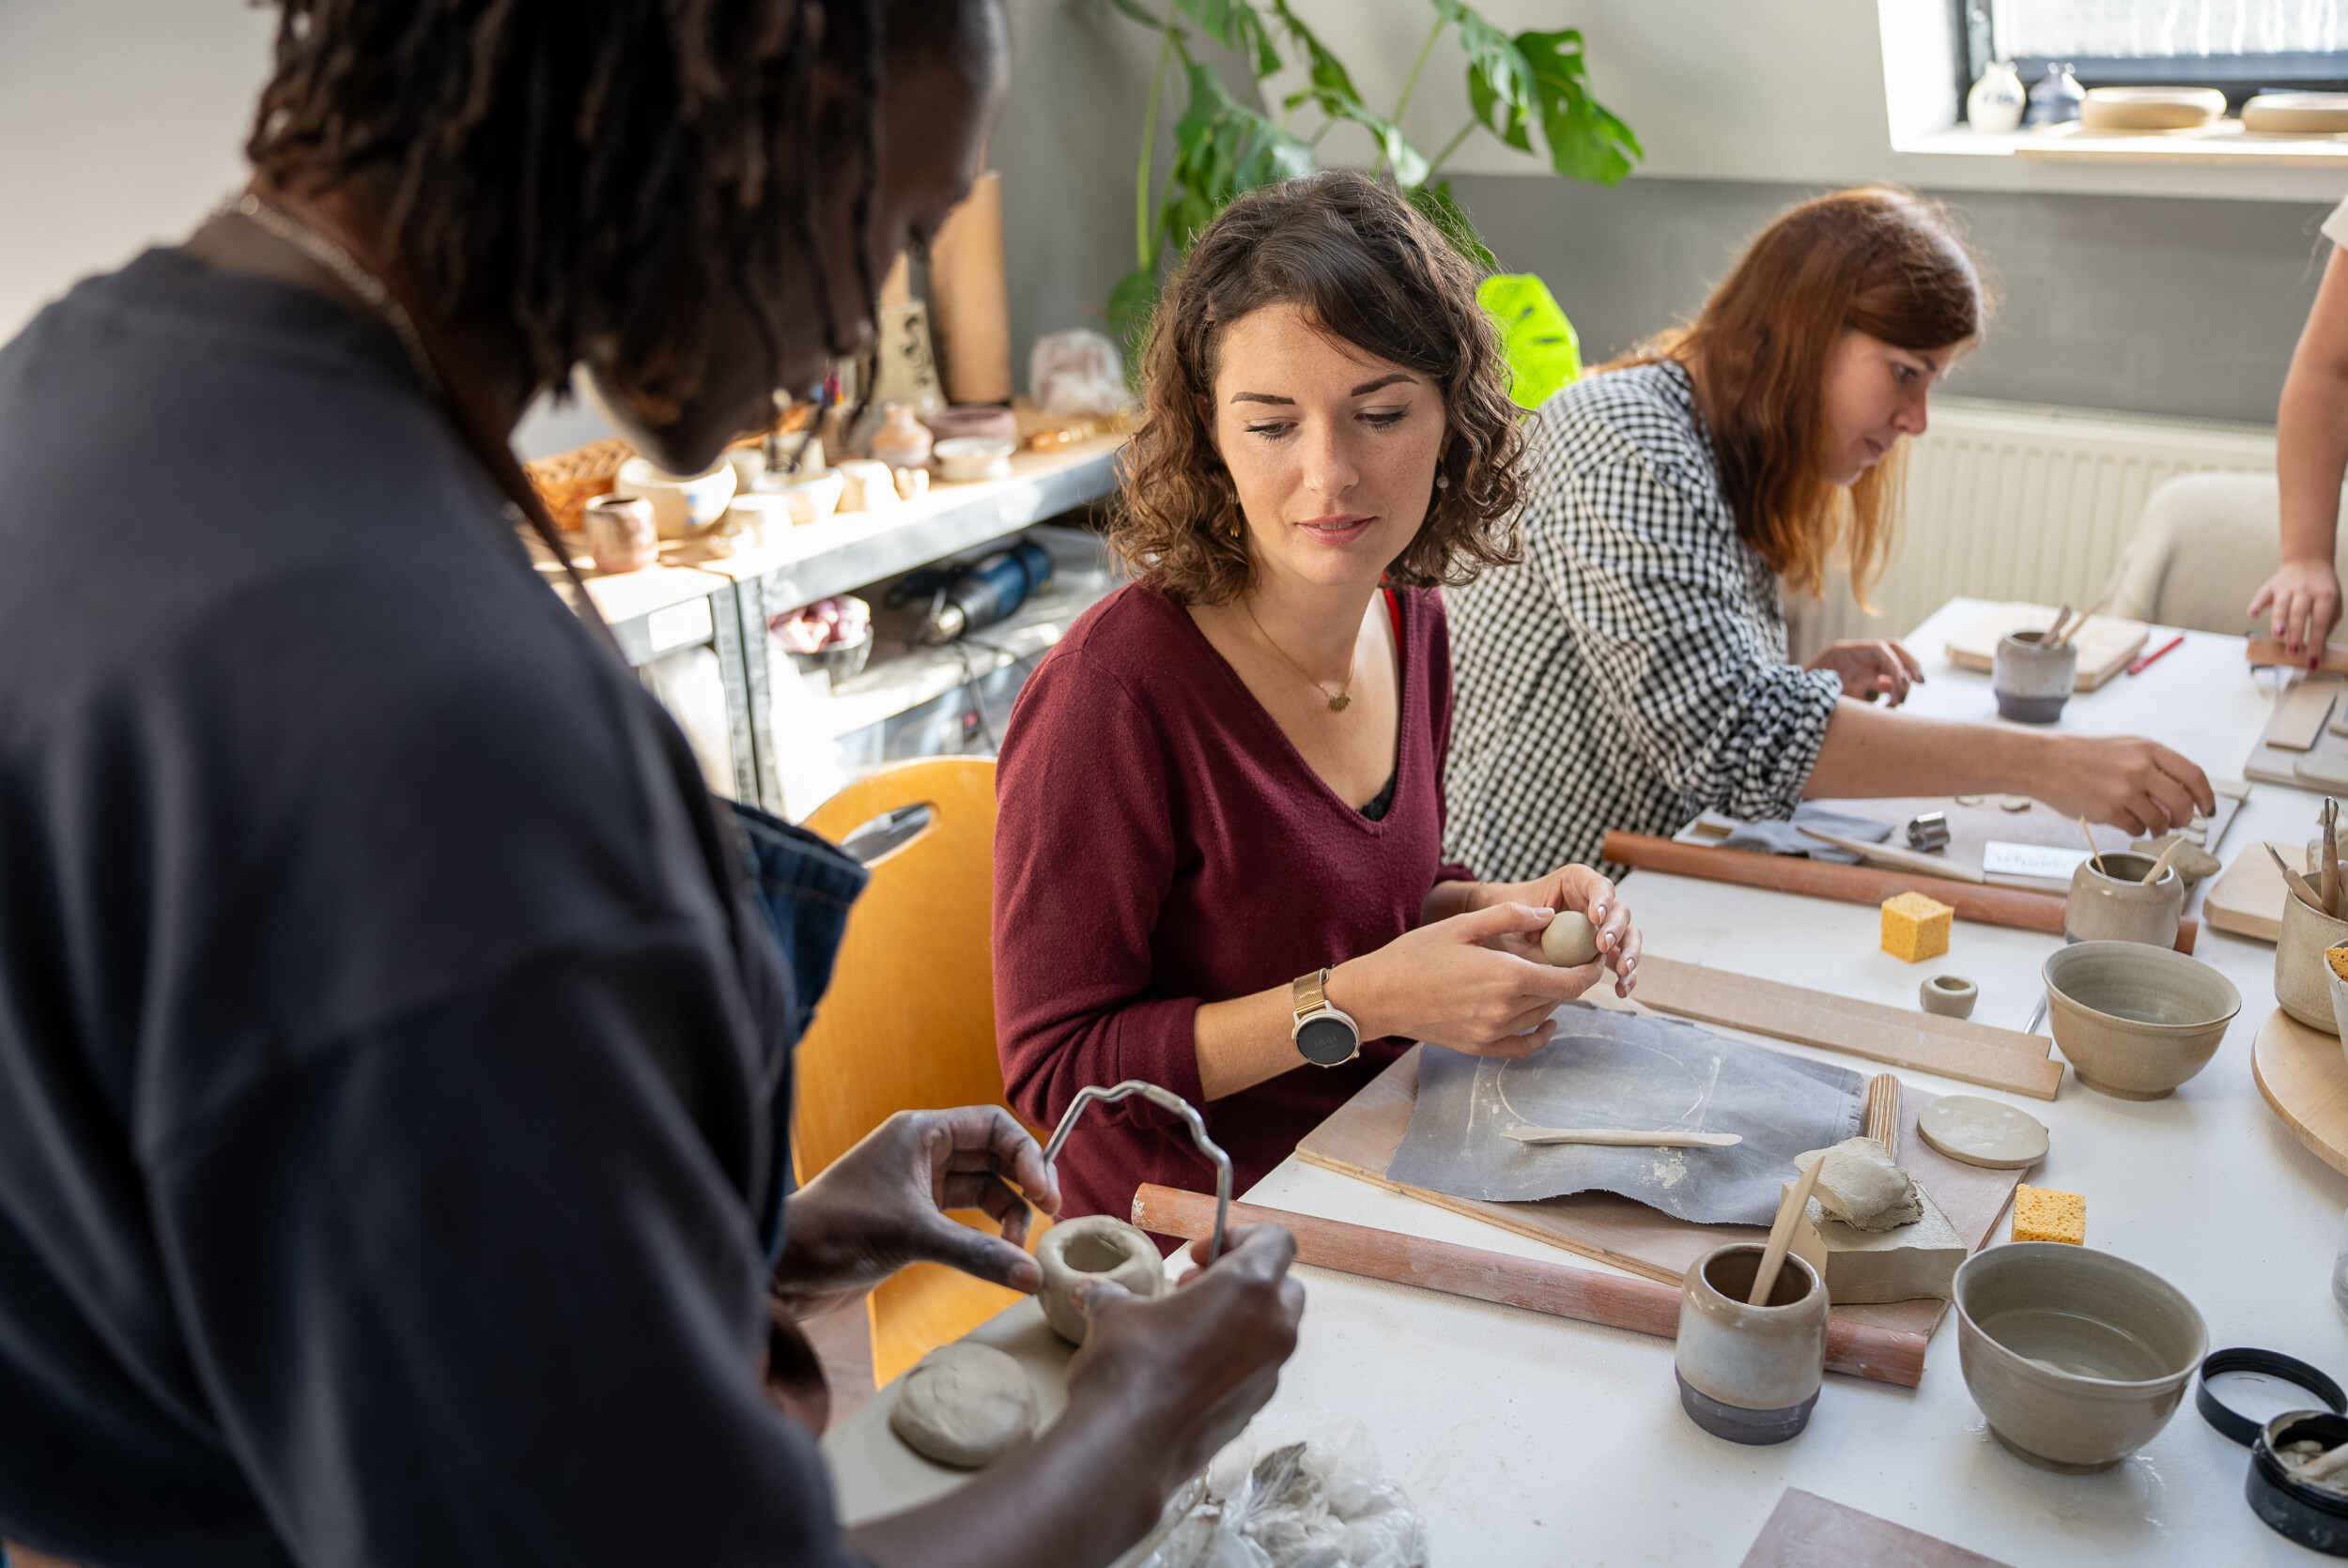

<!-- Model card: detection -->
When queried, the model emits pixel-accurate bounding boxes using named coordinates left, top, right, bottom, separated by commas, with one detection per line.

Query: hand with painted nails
left=2249, top=559, right=2342, bottom=666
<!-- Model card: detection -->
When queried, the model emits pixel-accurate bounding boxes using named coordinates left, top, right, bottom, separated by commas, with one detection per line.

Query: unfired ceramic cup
left=1036, top=1216, right=1165, bottom=1345
left=1954, top=1242, right=2206, bottom=1472
left=2063, top=852, right=2185, bottom=948
left=1920, top=975, right=1978, bottom=1019
left=581, top=494, right=657, bottom=574
left=2041, top=941, right=2240, bottom=1099
left=1992, top=630, right=2078, bottom=724
left=2278, top=884, right=2348, bottom=1035
left=1676, top=1243, right=1827, bottom=1445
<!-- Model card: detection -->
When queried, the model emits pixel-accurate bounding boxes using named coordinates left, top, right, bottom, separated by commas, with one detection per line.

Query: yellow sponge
left=2012, top=1185, right=2084, bottom=1245
left=1881, top=891, right=1954, bottom=963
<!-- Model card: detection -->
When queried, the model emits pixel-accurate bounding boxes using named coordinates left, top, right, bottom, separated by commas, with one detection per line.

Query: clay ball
left=1037, top=1215, right=1166, bottom=1345
left=1541, top=910, right=1600, bottom=967
left=888, top=1343, right=1037, bottom=1468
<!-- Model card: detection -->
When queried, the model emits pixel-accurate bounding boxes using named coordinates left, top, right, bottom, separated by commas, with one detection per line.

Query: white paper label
left=1982, top=840, right=2093, bottom=878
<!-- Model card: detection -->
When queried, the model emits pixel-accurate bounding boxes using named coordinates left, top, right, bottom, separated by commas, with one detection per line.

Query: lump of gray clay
left=1037, top=1214, right=1166, bottom=1345
left=889, top=1342, right=1037, bottom=1468
left=1795, top=1136, right=1922, bottom=1232
left=1541, top=911, right=1599, bottom=967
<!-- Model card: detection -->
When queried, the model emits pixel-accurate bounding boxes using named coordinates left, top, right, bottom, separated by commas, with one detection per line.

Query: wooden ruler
left=1630, top=956, right=2065, bottom=1100
left=1131, top=1185, right=1927, bottom=1388
left=1601, top=832, right=2198, bottom=956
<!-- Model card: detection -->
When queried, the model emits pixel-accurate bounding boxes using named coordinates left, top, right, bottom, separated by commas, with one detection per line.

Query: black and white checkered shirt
left=1443, top=361, right=1841, bottom=882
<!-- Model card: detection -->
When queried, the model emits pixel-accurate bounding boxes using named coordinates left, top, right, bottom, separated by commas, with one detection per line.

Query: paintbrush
left=2267, top=841, right=2331, bottom=916
left=2077, top=815, right=2107, bottom=876
left=2326, top=798, right=2342, bottom=918
left=1750, top=1153, right=1826, bottom=1308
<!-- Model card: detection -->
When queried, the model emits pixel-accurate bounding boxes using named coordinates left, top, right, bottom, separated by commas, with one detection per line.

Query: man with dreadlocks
left=0, top=3, right=1303, bottom=1565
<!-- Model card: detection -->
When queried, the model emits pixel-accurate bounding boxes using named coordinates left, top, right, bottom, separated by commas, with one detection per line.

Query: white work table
left=1234, top=596, right=2347, bottom=1565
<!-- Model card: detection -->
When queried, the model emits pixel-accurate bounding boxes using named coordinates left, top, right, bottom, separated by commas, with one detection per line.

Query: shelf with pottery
left=1903, top=120, right=2348, bottom=167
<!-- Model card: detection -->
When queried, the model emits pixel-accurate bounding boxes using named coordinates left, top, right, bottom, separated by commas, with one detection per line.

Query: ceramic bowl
left=1675, top=1243, right=1827, bottom=1445
left=2279, top=885, right=2348, bottom=1035
left=1991, top=631, right=2077, bottom=724
left=764, top=466, right=846, bottom=524
left=1920, top=975, right=1978, bottom=1019
left=1954, top=1242, right=2207, bottom=1472
left=2078, top=85, right=2224, bottom=131
left=612, top=455, right=736, bottom=539
left=722, top=443, right=767, bottom=491
left=2246, top=92, right=2348, bottom=135
left=2063, top=852, right=2186, bottom=947
left=933, top=436, right=1016, bottom=484
left=2041, top=941, right=2240, bottom=1099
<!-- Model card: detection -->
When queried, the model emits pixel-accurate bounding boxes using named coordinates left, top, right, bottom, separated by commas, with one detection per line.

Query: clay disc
left=1542, top=911, right=1599, bottom=967
left=1998, top=795, right=2032, bottom=813
left=888, top=1342, right=1038, bottom=1468
left=1917, top=1095, right=2049, bottom=1170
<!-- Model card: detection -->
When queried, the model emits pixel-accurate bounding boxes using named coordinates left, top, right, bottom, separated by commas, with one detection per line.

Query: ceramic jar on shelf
left=1968, top=60, right=2027, bottom=133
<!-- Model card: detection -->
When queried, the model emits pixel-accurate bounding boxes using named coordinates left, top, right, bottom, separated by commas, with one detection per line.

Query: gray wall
left=1446, top=176, right=2335, bottom=427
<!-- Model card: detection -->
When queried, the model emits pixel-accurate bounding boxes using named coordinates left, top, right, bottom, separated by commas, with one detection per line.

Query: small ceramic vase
left=1676, top=1243, right=1827, bottom=1445
left=2279, top=885, right=2348, bottom=1035
left=1037, top=1217, right=1166, bottom=1345
left=1920, top=975, right=1978, bottom=1019
left=1968, top=60, right=2028, bottom=133
left=869, top=402, right=935, bottom=470
left=2064, top=852, right=2185, bottom=947
left=581, top=494, right=657, bottom=574
left=1991, top=630, right=2078, bottom=723
left=2026, top=62, right=2085, bottom=127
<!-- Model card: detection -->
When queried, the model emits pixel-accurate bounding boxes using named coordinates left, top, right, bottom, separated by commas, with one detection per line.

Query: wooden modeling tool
left=1862, top=1072, right=1901, bottom=1145
left=2325, top=798, right=2341, bottom=916
left=2048, top=597, right=2106, bottom=651
left=2248, top=638, right=2348, bottom=677
left=1750, top=1155, right=1826, bottom=1306
left=2139, top=838, right=2185, bottom=886
left=1796, top=825, right=1985, bottom=883
left=2076, top=815, right=2106, bottom=875
left=2265, top=842, right=2330, bottom=916
left=2045, top=604, right=2075, bottom=647
left=1502, top=1126, right=1743, bottom=1148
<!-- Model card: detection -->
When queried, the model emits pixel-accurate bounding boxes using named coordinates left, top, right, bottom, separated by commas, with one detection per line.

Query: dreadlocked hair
left=248, top=0, right=996, bottom=418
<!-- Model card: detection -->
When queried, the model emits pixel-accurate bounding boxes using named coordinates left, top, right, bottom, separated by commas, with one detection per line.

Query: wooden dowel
left=1132, top=1184, right=1927, bottom=1388
left=1600, top=833, right=2199, bottom=956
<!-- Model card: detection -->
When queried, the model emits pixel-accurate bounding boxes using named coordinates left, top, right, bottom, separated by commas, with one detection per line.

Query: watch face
left=1296, top=1014, right=1359, bottom=1067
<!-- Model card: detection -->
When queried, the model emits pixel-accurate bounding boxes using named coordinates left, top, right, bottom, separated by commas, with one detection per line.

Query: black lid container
left=2249, top=1411, right=2348, bottom=1556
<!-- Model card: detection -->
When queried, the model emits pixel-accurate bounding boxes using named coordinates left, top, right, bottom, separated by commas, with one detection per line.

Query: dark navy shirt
left=0, top=251, right=862, bottom=1567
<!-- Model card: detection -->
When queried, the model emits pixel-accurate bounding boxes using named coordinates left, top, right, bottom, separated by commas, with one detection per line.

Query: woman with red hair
left=1445, top=186, right=2216, bottom=881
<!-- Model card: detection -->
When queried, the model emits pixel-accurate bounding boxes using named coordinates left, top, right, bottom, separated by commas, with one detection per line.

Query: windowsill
left=1898, top=119, right=2348, bottom=167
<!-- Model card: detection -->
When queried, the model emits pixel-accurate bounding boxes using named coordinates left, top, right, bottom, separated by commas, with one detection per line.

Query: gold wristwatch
left=1290, top=968, right=1361, bottom=1067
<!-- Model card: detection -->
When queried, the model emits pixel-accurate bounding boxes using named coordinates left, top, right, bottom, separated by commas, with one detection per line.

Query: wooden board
left=1739, top=1489, right=2015, bottom=1568
left=1290, top=1045, right=2026, bottom=1386
left=2205, top=840, right=2294, bottom=944
left=2252, top=1007, right=2348, bottom=1178
left=1629, top=956, right=2065, bottom=1100
left=1132, top=1187, right=1925, bottom=1389
left=2248, top=678, right=2348, bottom=787
left=1942, top=603, right=2149, bottom=691
left=2248, top=637, right=2348, bottom=677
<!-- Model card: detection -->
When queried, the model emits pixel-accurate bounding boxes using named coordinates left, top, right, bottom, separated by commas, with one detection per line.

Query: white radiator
left=1790, top=397, right=2278, bottom=659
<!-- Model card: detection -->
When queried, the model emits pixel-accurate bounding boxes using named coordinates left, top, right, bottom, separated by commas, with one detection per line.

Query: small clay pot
left=2063, top=852, right=2185, bottom=948
left=1675, top=1243, right=1827, bottom=1445
left=1036, top=1216, right=1166, bottom=1345
left=1919, top=975, right=1977, bottom=1019
left=581, top=494, right=657, bottom=574
left=2278, top=887, right=2348, bottom=1035
left=2249, top=1410, right=2348, bottom=1556
left=1954, top=1242, right=2205, bottom=1472
left=1991, top=630, right=2078, bottom=724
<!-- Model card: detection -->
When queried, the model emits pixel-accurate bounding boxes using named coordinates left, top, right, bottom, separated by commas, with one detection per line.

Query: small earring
left=1228, top=506, right=1244, bottom=538
left=1436, top=472, right=1450, bottom=490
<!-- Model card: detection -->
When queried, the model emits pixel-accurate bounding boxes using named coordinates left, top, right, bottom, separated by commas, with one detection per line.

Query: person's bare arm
left=2254, top=244, right=2348, bottom=658
left=1800, top=698, right=2215, bottom=837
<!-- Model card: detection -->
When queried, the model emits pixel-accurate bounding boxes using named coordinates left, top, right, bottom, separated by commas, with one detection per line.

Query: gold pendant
left=1327, top=694, right=1352, bottom=712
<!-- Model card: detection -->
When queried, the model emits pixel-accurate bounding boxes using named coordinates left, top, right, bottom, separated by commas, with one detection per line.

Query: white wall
left=0, top=0, right=274, bottom=341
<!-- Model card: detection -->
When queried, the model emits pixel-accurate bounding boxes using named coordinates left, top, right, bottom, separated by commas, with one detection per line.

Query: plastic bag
left=1029, top=329, right=1128, bottom=418
left=1136, top=1417, right=1429, bottom=1568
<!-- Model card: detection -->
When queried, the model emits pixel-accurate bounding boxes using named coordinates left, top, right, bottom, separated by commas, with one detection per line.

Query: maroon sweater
left=993, top=581, right=1473, bottom=1229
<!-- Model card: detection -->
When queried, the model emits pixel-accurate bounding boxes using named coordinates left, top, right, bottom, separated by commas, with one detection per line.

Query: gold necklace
left=1242, top=597, right=1356, bottom=712
left=231, top=193, right=446, bottom=405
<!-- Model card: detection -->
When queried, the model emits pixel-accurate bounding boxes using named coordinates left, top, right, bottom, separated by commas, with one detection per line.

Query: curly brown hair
left=1112, top=170, right=1524, bottom=605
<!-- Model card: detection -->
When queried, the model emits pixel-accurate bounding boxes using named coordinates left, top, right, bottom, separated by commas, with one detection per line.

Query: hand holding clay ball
left=1540, top=910, right=1600, bottom=967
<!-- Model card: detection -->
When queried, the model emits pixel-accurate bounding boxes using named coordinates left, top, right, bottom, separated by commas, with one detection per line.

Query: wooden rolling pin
left=1132, top=1184, right=1928, bottom=1388
left=1600, top=832, right=2198, bottom=956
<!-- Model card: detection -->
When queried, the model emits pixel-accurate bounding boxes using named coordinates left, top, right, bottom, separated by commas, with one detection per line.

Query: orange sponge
left=2013, top=1184, right=2085, bottom=1245
left=1881, top=891, right=1954, bottom=963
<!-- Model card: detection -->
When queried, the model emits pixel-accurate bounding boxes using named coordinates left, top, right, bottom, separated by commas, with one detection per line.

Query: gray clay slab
left=1916, top=1095, right=2049, bottom=1170
left=1384, top=1005, right=1864, bottom=1226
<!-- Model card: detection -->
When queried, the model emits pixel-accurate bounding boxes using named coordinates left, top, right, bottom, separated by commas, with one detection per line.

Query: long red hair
left=1614, top=187, right=1987, bottom=603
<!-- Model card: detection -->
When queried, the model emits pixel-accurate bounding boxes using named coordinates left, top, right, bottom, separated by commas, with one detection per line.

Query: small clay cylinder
left=1919, top=975, right=1978, bottom=1019
left=1675, top=1243, right=1827, bottom=1445
left=582, top=495, right=657, bottom=574
left=1991, top=630, right=2078, bottom=724
left=2063, top=853, right=2184, bottom=948
left=1037, top=1216, right=1166, bottom=1345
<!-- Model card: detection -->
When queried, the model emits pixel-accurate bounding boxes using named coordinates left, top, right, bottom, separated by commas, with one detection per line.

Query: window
left=1957, top=0, right=2348, bottom=114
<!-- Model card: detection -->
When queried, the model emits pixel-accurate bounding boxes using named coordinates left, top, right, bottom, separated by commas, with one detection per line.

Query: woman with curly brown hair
left=993, top=171, right=1642, bottom=1229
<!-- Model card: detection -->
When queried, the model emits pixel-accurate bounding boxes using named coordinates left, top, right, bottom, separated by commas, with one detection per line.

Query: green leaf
left=1325, top=101, right=1429, bottom=188
left=1407, top=179, right=1496, bottom=270
left=1478, top=271, right=1582, bottom=408
left=1108, top=267, right=1162, bottom=361
left=1164, top=63, right=1313, bottom=252
left=1173, top=0, right=1279, bottom=76
left=1268, top=0, right=1358, bottom=104
left=1106, top=0, right=1171, bottom=29
left=1517, top=27, right=1641, bottom=185
left=1440, top=0, right=1534, bottom=151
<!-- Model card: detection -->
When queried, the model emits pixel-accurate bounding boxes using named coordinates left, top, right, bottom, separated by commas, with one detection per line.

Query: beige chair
left=2109, top=470, right=2348, bottom=634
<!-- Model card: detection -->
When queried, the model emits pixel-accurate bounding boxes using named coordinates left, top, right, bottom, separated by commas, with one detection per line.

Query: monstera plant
left=1107, top=0, right=1638, bottom=403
